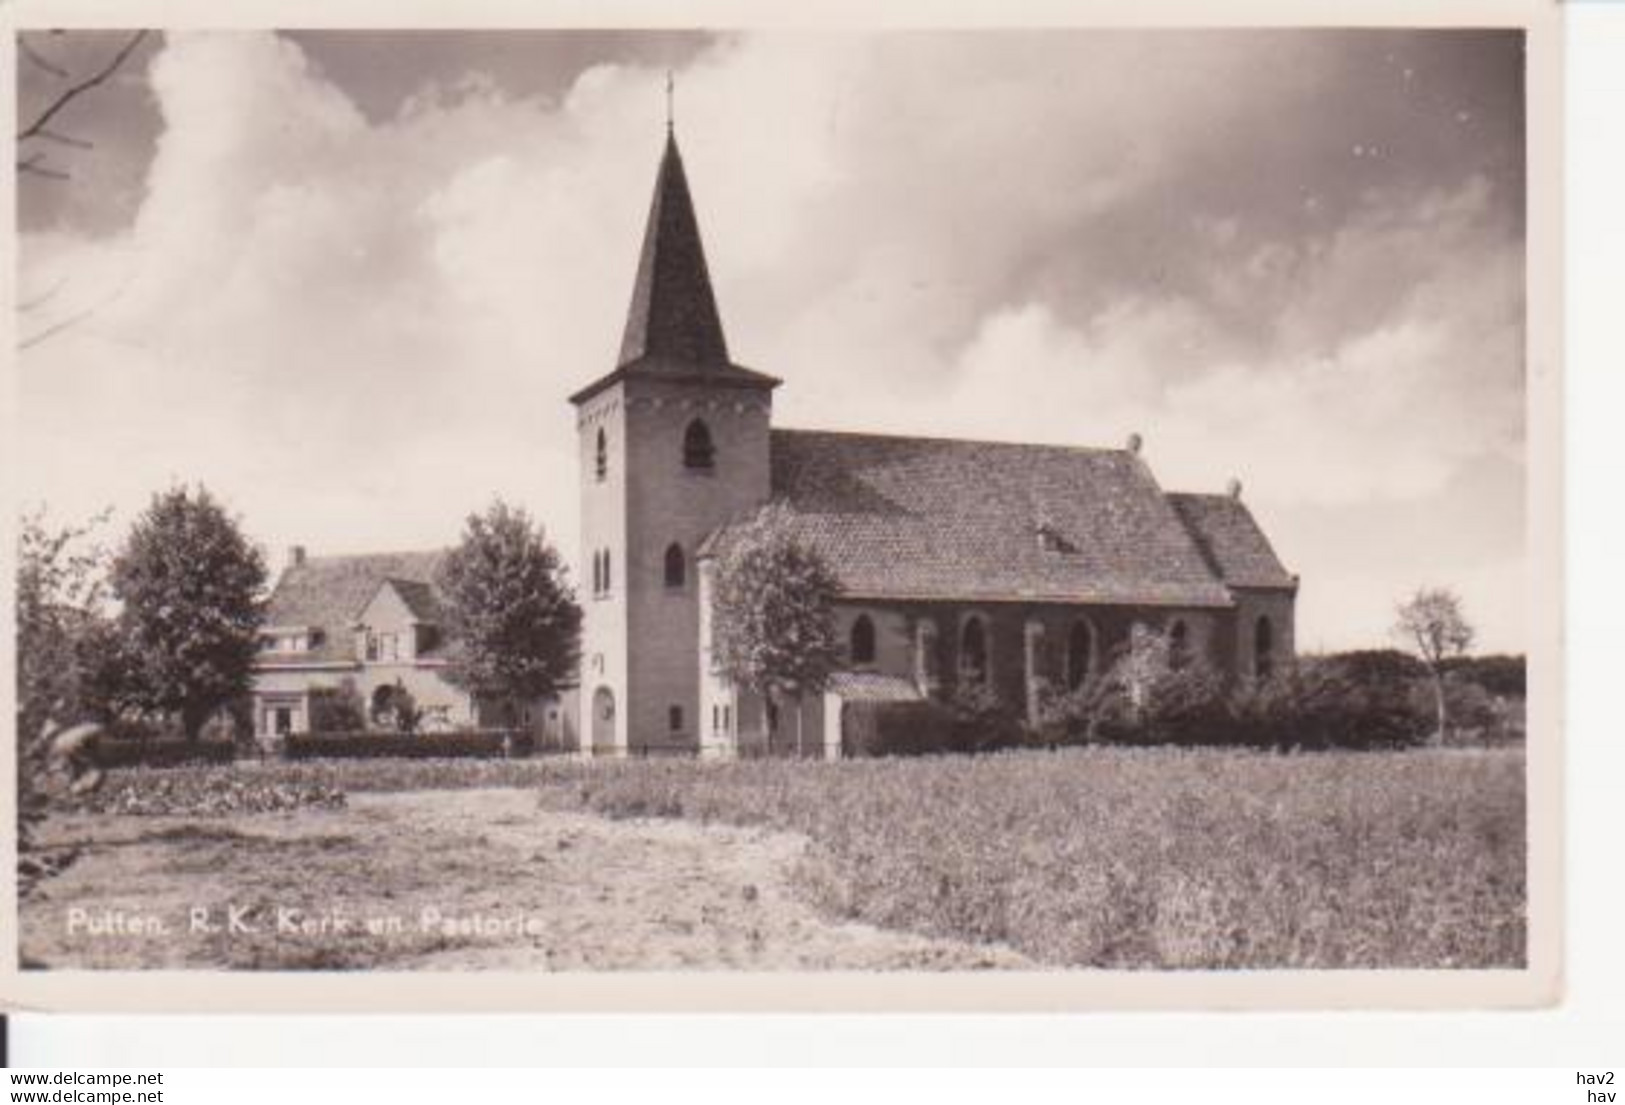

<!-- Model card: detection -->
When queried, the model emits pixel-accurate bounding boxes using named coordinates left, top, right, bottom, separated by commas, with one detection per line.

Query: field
left=19, top=747, right=1526, bottom=971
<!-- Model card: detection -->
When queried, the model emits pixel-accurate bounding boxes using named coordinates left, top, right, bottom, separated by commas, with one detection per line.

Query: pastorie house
left=254, top=124, right=1297, bottom=757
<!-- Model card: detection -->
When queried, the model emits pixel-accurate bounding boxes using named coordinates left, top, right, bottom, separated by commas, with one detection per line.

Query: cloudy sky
left=14, top=29, right=1526, bottom=652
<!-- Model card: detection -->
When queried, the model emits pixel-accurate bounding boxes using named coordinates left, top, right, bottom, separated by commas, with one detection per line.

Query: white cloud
left=15, top=30, right=1526, bottom=651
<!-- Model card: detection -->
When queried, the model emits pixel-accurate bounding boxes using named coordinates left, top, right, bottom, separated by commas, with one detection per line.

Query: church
left=569, top=125, right=1298, bottom=759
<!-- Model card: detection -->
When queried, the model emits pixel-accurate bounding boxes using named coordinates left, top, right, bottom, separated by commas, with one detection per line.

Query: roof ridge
left=297, top=548, right=448, bottom=565
left=772, top=425, right=1131, bottom=457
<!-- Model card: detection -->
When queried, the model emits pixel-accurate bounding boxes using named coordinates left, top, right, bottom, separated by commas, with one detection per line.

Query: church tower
left=569, top=127, right=779, bottom=756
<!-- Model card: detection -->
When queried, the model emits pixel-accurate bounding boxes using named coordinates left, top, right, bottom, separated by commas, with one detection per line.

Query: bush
left=82, top=769, right=345, bottom=817
left=309, top=681, right=367, bottom=733
left=281, top=730, right=516, bottom=760
left=1442, top=654, right=1526, bottom=698
left=1237, top=657, right=1431, bottom=751
left=97, top=735, right=239, bottom=768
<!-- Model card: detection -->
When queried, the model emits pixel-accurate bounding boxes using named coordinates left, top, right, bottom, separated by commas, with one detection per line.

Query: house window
left=723, top=704, right=731, bottom=732
left=1255, top=616, right=1275, bottom=680
left=602, top=548, right=612, bottom=594
left=960, top=616, right=989, bottom=685
left=592, top=551, right=602, bottom=595
left=669, top=705, right=683, bottom=732
left=595, top=428, right=607, bottom=482
left=712, top=704, right=720, bottom=732
left=850, top=614, right=876, bottom=665
left=682, top=419, right=715, bottom=470
left=1168, top=619, right=1190, bottom=670
left=1066, top=620, right=1094, bottom=689
left=664, top=543, right=686, bottom=588
left=365, top=631, right=380, bottom=662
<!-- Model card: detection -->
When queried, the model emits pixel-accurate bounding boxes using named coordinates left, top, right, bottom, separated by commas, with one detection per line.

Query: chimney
left=1227, top=478, right=1243, bottom=500
left=288, top=545, right=307, bottom=569
left=1126, top=432, right=1143, bottom=456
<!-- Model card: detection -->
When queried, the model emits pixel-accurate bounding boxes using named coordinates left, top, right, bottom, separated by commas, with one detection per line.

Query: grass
left=34, top=746, right=1526, bottom=970
left=528, top=747, right=1527, bottom=969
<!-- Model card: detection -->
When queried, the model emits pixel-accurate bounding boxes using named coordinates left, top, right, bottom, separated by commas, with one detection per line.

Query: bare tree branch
left=18, top=266, right=139, bottom=352
left=18, top=29, right=149, bottom=144
left=20, top=36, right=70, bottom=80
left=18, top=276, right=70, bottom=314
left=17, top=154, right=69, bottom=181
left=34, top=129, right=94, bottom=150
left=19, top=302, right=105, bottom=351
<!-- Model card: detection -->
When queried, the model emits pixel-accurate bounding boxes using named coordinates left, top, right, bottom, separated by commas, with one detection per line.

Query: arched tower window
left=1168, top=619, right=1191, bottom=670
left=1255, top=616, right=1275, bottom=680
left=595, top=428, right=607, bottom=482
left=960, top=616, right=989, bottom=685
left=664, top=543, right=686, bottom=589
left=682, top=419, right=715, bottom=470
left=1066, top=620, right=1095, bottom=689
left=850, top=614, right=876, bottom=665
left=602, top=548, right=612, bottom=595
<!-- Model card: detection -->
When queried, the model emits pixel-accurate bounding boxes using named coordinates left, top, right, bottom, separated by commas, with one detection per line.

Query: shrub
left=309, top=681, right=367, bottom=733
left=82, top=769, right=345, bottom=817
left=97, top=735, right=239, bottom=769
left=1237, top=657, right=1431, bottom=751
left=1034, top=674, right=1122, bottom=747
left=945, top=682, right=1023, bottom=752
left=1442, top=654, right=1526, bottom=698
left=281, top=730, right=514, bottom=760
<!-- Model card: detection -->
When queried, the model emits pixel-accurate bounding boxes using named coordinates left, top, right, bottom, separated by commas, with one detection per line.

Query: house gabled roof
left=1166, top=492, right=1297, bottom=591
left=258, top=550, right=447, bottom=666
left=702, top=429, right=1235, bottom=608
left=381, top=577, right=444, bottom=624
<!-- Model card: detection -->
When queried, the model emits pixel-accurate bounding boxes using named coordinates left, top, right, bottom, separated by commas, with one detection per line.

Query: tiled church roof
left=258, top=550, right=447, bottom=666
left=702, top=430, right=1239, bottom=607
left=1166, top=493, right=1297, bottom=590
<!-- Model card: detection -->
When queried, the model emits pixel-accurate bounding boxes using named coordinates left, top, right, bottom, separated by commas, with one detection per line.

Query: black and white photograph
left=4, top=14, right=1557, bottom=1006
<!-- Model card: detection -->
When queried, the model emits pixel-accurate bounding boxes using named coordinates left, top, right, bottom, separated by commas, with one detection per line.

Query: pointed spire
left=617, top=127, right=730, bottom=368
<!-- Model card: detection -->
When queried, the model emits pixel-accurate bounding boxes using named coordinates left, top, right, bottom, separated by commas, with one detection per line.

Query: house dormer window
left=595, top=428, right=608, bottom=481
left=682, top=419, right=715, bottom=470
left=664, top=543, right=686, bottom=588
left=1036, top=521, right=1077, bottom=554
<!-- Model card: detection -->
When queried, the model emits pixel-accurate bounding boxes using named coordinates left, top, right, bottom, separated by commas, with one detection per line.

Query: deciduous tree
left=1393, top=587, right=1476, bottom=745
left=110, top=486, right=267, bottom=742
left=709, top=504, right=842, bottom=756
left=435, top=500, right=582, bottom=723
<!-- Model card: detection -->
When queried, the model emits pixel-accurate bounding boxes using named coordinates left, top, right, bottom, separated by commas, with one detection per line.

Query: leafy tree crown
left=109, top=485, right=266, bottom=735
left=434, top=499, right=582, bottom=705
left=709, top=504, right=842, bottom=700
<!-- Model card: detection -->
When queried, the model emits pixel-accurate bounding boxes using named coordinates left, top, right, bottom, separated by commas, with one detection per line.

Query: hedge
left=280, top=730, right=524, bottom=760
left=97, top=738, right=240, bottom=769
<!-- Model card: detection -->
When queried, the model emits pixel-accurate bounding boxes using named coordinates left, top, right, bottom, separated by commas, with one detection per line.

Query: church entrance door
left=591, top=686, right=617, bottom=755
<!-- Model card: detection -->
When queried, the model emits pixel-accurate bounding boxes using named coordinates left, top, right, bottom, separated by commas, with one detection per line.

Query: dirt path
left=20, top=789, right=1026, bottom=971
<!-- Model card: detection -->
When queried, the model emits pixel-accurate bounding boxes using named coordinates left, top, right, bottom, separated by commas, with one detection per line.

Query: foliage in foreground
left=78, top=769, right=346, bottom=817
left=533, top=748, right=1527, bottom=969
